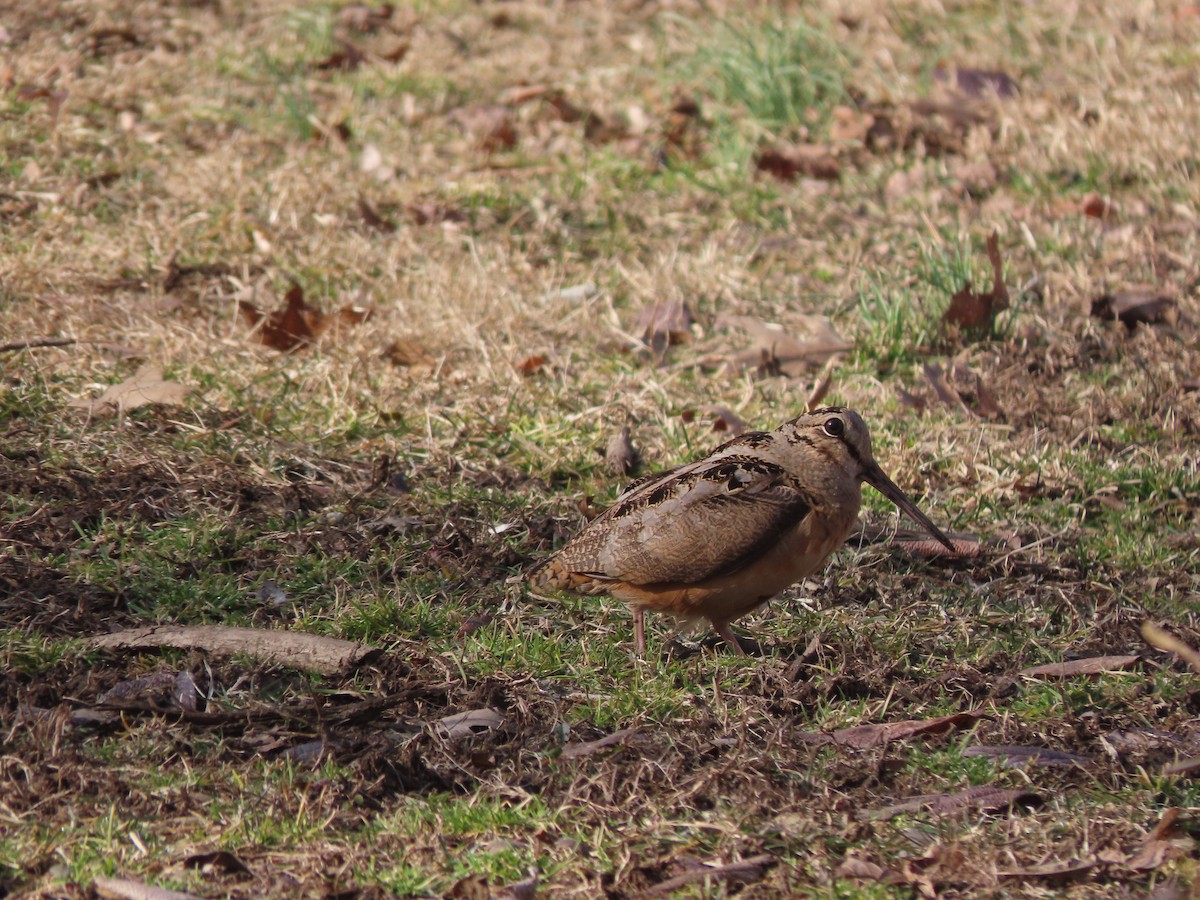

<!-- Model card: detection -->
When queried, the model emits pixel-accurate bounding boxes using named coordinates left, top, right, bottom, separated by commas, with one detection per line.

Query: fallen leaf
left=517, top=354, right=548, bottom=376
left=68, top=366, right=188, bottom=415
left=408, top=202, right=465, bottom=226
left=88, top=626, right=380, bottom=675
left=934, top=66, right=1019, bottom=99
left=338, top=3, right=396, bottom=32
left=962, top=745, right=1092, bottom=769
left=799, top=710, right=986, bottom=749
left=923, top=363, right=971, bottom=414
left=99, top=670, right=202, bottom=712
left=450, top=105, right=517, bottom=152
left=836, top=856, right=887, bottom=880
left=497, top=870, right=538, bottom=900
left=1081, top=192, right=1111, bottom=218
left=754, top=144, right=840, bottom=181
left=943, top=232, right=1008, bottom=333
left=435, top=707, right=504, bottom=739
left=1020, top=655, right=1140, bottom=678
left=238, top=284, right=368, bottom=352
left=1127, top=809, right=1191, bottom=871
left=704, top=405, right=747, bottom=436
left=1091, top=291, right=1178, bottom=330
left=384, top=337, right=435, bottom=368
left=720, top=314, right=851, bottom=378
left=314, top=39, right=366, bottom=72
left=561, top=726, right=640, bottom=760
left=358, top=195, right=396, bottom=233
left=635, top=300, right=694, bottom=352
left=93, top=877, right=199, bottom=900
left=182, top=850, right=251, bottom=876
left=997, top=859, right=1098, bottom=882
left=604, top=425, right=637, bottom=475
left=870, top=786, right=1041, bottom=820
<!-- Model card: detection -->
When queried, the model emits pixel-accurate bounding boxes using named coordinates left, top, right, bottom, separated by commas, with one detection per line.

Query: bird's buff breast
left=608, top=509, right=857, bottom=625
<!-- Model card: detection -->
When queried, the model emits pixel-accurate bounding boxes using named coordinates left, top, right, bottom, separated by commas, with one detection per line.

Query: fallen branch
left=0, top=337, right=76, bottom=353
left=88, top=625, right=381, bottom=675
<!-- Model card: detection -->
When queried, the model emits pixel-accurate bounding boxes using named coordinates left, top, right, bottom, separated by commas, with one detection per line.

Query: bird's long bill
left=863, top=463, right=956, bottom=552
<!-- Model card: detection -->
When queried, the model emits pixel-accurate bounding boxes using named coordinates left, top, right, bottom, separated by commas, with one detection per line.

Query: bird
left=527, top=407, right=955, bottom=655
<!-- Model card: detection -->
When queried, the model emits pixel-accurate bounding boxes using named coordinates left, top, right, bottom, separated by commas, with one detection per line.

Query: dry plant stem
left=0, top=337, right=76, bottom=353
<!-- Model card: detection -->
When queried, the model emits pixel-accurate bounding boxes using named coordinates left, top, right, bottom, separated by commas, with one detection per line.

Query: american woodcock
left=528, top=407, right=954, bottom=654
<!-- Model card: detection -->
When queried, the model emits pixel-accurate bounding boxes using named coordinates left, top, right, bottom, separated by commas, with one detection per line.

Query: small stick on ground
left=0, top=337, right=76, bottom=353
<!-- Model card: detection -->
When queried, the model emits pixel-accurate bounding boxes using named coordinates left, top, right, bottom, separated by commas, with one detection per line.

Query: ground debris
left=88, top=625, right=381, bottom=675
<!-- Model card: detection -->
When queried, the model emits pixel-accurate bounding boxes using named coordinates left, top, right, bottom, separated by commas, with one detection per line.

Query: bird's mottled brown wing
left=537, top=455, right=814, bottom=587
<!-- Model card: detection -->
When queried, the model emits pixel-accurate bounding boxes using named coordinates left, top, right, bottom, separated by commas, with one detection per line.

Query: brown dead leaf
left=962, top=745, right=1093, bottom=769
left=384, top=337, right=435, bottom=368
left=799, top=710, right=986, bottom=749
left=1126, top=809, right=1191, bottom=871
left=408, top=202, right=465, bottom=226
left=239, top=284, right=368, bottom=352
left=1020, top=655, right=1140, bottom=678
left=870, top=786, right=1041, bottom=820
left=517, top=354, right=548, bottom=377
left=636, top=301, right=694, bottom=352
left=923, top=363, right=971, bottom=414
left=943, top=232, right=1009, bottom=333
left=99, top=671, right=202, bottom=712
left=314, top=39, right=367, bottom=72
left=182, top=850, right=252, bottom=876
left=721, top=314, right=851, bottom=378
left=604, top=425, right=638, bottom=475
left=337, top=3, right=395, bottom=32
left=934, top=66, right=1019, bottom=99
left=561, top=726, right=640, bottom=760
left=829, top=105, right=875, bottom=143
left=357, top=195, right=396, bottom=233
left=450, top=105, right=517, bottom=152
left=1091, top=291, right=1177, bottom=330
left=704, top=405, right=747, bottom=436
left=754, top=144, right=840, bottom=181
left=1081, top=192, right=1111, bottom=218
left=68, top=366, right=188, bottom=415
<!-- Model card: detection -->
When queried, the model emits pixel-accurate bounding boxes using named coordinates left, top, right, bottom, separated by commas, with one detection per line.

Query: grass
left=3, top=0, right=1200, bottom=896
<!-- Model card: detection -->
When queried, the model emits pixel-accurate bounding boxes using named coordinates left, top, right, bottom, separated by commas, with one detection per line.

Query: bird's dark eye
left=823, top=417, right=844, bottom=437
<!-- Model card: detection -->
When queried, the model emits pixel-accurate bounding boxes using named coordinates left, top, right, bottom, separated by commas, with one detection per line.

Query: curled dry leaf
left=943, top=232, right=1009, bottom=333
left=604, top=425, right=638, bottom=475
left=1091, top=291, right=1177, bottom=330
left=68, top=366, right=188, bottom=415
left=798, top=710, right=986, bottom=749
left=754, top=144, right=840, bottom=182
left=435, top=707, right=504, bottom=739
left=517, top=354, right=548, bottom=377
left=239, top=284, right=370, bottom=352
left=1020, top=655, right=1140, bottom=678
left=1126, top=809, right=1192, bottom=871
